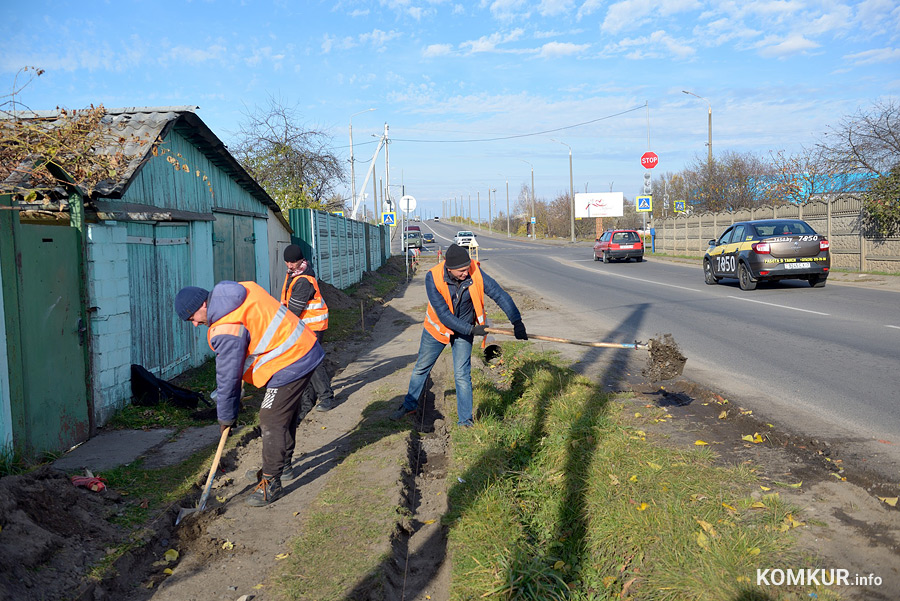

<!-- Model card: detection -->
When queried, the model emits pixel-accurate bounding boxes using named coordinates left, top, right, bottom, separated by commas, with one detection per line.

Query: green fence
left=286, top=209, right=391, bottom=288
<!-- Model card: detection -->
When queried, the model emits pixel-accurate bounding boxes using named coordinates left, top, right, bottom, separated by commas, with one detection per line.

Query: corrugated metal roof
left=2, top=106, right=280, bottom=213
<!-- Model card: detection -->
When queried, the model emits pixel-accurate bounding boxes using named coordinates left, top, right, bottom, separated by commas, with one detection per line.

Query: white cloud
left=459, top=28, right=524, bottom=54
left=539, top=41, right=589, bottom=57
left=603, top=30, right=696, bottom=60
left=167, top=44, right=227, bottom=64
left=359, top=29, right=402, bottom=48
left=755, top=33, right=820, bottom=58
left=349, top=9, right=370, bottom=17
left=576, top=0, right=604, bottom=20
left=601, top=0, right=701, bottom=34
left=489, top=0, right=529, bottom=20
left=423, top=43, right=454, bottom=57
left=844, top=47, right=900, bottom=65
left=538, top=0, right=574, bottom=17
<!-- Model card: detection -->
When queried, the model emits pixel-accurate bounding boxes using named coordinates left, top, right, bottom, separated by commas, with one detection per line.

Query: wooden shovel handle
left=198, top=427, right=230, bottom=511
left=485, top=327, right=648, bottom=350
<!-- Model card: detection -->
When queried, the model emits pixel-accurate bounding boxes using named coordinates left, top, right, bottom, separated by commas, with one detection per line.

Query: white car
left=454, top=231, right=476, bottom=246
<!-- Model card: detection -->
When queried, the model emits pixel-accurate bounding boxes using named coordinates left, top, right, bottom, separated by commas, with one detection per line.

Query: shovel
left=484, top=327, right=649, bottom=350
left=484, top=327, right=686, bottom=380
left=176, top=426, right=230, bottom=525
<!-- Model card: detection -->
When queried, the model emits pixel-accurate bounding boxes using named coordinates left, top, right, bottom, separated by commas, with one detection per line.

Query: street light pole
left=551, top=139, right=575, bottom=243
left=505, top=180, right=510, bottom=238
left=349, top=108, right=375, bottom=219
left=519, top=159, right=534, bottom=238
left=682, top=90, right=712, bottom=166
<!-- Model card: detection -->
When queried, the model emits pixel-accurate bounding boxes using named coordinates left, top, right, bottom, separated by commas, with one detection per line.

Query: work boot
left=315, top=397, right=338, bottom=412
left=246, top=475, right=282, bottom=506
left=282, top=457, right=303, bottom=481
left=390, top=405, right=416, bottom=421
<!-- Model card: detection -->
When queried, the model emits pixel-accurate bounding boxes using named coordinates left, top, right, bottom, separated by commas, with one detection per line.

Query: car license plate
left=784, top=262, right=811, bottom=270
left=620, top=245, right=633, bottom=249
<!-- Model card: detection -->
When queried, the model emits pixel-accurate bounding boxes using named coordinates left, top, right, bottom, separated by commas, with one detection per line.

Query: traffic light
left=643, top=172, right=652, bottom=194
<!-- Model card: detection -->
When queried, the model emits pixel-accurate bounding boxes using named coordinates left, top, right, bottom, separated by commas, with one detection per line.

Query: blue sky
left=2, top=0, right=898, bottom=219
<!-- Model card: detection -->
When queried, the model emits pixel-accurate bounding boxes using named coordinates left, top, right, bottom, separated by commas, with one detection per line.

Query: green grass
left=275, top=386, right=407, bottom=601
left=444, top=343, right=840, bottom=601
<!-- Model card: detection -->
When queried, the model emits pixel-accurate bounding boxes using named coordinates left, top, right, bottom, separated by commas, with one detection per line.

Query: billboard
left=574, top=192, right=624, bottom=218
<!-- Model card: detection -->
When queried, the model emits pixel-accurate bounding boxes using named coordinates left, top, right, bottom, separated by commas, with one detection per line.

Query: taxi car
left=593, top=229, right=644, bottom=263
left=703, top=219, right=830, bottom=290
left=454, top=231, right=476, bottom=246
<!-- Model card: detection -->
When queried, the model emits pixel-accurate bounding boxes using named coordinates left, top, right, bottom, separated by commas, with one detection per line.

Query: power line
left=333, top=103, right=647, bottom=148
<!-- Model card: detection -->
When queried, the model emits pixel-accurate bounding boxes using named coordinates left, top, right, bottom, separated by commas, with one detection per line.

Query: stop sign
left=641, top=151, right=659, bottom=169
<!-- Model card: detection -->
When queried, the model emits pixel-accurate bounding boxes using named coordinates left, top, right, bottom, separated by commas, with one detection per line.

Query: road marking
left=726, top=296, right=830, bottom=315
left=557, top=256, right=831, bottom=314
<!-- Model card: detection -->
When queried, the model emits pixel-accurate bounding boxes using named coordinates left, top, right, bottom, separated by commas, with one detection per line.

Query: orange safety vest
left=423, top=261, right=486, bottom=346
left=281, top=273, right=329, bottom=332
left=209, top=281, right=319, bottom=388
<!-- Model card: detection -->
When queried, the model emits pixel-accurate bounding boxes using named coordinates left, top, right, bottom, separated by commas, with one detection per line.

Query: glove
left=471, top=325, right=487, bottom=337
left=513, top=320, right=528, bottom=340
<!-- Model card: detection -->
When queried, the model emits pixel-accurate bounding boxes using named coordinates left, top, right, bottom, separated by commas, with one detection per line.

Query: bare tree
left=232, top=97, right=345, bottom=212
left=818, top=99, right=900, bottom=175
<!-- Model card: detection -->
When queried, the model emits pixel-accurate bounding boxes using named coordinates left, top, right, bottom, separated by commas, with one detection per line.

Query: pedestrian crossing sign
left=332, top=211, right=344, bottom=217
left=382, top=212, right=396, bottom=226
left=674, top=200, right=686, bottom=213
left=636, top=195, right=652, bottom=212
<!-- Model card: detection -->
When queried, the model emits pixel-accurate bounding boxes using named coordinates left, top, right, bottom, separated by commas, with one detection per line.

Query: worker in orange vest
left=174, top=281, right=324, bottom=506
left=281, top=245, right=337, bottom=417
left=390, top=243, right=527, bottom=427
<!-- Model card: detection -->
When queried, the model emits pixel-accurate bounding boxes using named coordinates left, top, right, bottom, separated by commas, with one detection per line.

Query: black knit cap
left=444, top=244, right=471, bottom=270
left=174, top=286, right=209, bottom=321
left=284, top=244, right=305, bottom=262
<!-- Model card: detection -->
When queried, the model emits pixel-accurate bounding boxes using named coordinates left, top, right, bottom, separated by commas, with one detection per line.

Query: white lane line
left=727, top=295, right=830, bottom=315
left=557, top=256, right=831, bottom=314
left=887, top=325, right=900, bottom=330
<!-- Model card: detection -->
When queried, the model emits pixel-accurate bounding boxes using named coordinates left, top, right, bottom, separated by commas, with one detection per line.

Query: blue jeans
left=403, top=329, right=474, bottom=425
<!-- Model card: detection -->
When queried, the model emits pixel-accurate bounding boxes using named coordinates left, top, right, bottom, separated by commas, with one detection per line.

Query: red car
left=593, top=229, right=644, bottom=263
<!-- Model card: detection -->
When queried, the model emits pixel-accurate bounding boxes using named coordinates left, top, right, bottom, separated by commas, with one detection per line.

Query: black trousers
left=259, top=372, right=314, bottom=478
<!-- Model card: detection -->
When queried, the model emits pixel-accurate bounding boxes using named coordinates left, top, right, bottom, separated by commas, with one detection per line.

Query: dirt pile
left=0, top=467, right=125, bottom=600
left=642, top=333, right=687, bottom=381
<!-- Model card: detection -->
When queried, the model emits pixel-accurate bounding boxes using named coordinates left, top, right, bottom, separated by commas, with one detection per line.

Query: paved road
left=422, top=220, right=900, bottom=466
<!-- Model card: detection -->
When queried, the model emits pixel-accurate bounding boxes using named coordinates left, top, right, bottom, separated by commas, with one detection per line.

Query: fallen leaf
left=163, top=568, right=174, bottom=575
left=164, top=549, right=179, bottom=563
left=609, top=474, right=620, bottom=486
left=747, top=547, right=761, bottom=556
left=647, top=461, right=662, bottom=470
left=878, top=496, right=899, bottom=507
left=602, top=575, right=617, bottom=587
left=759, top=485, right=771, bottom=491
left=695, top=440, right=709, bottom=446
left=718, top=411, right=727, bottom=419
left=423, top=519, right=436, bottom=525
left=275, top=553, right=290, bottom=560
left=634, top=412, right=642, bottom=418
left=740, top=409, right=752, bottom=415
left=253, top=583, right=265, bottom=590
left=749, top=501, right=767, bottom=509
left=216, top=495, right=227, bottom=503
left=222, top=541, right=234, bottom=550
left=722, top=503, right=736, bottom=512
left=695, top=531, right=709, bottom=549
left=696, top=519, right=717, bottom=536
left=773, top=480, right=802, bottom=489
left=140, top=498, right=149, bottom=509
left=553, top=560, right=565, bottom=570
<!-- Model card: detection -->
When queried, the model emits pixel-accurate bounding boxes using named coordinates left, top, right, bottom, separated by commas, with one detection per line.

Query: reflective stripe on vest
left=209, top=281, right=318, bottom=387
left=281, top=273, right=329, bottom=331
left=423, top=261, right=486, bottom=346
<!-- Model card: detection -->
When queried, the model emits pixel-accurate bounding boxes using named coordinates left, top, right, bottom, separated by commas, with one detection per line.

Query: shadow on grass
left=350, top=304, right=653, bottom=600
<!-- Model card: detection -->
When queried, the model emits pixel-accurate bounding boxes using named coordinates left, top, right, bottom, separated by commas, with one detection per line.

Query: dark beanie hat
left=444, top=244, right=471, bottom=270
left=174, top=286, right=209, bottom=321
left=284, top=244, right=305, bottom=262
